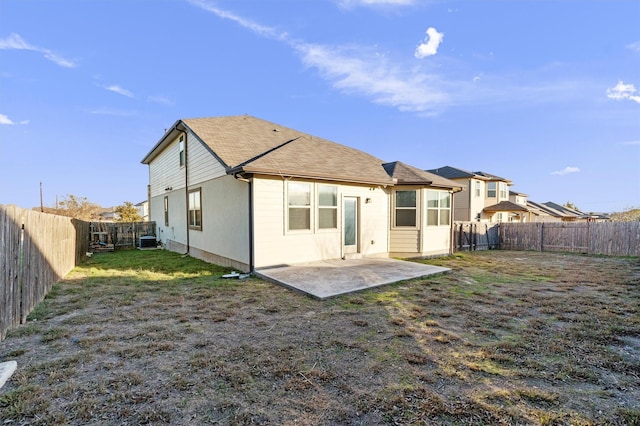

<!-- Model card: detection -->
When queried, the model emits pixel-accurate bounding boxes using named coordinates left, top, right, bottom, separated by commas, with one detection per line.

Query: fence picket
left=1, top=205, right=155, bottom=341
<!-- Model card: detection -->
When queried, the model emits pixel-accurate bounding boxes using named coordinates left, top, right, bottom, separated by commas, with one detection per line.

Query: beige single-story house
left=141, top=115, right=462, bottom=272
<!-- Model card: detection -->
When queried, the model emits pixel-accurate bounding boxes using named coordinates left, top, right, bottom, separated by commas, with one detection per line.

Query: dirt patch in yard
left=1, top=250, right=639, bottom=425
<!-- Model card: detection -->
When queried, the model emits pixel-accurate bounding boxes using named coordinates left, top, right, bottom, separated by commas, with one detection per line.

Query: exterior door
left=343, top=197, right=359, bottom=254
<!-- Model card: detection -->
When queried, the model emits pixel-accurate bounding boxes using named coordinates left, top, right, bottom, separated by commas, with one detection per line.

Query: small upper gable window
left=179, top=136, right=185, bottom=167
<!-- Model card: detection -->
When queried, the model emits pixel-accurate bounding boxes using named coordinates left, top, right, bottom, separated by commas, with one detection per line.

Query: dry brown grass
left=1, top=249, right=639, bottom=425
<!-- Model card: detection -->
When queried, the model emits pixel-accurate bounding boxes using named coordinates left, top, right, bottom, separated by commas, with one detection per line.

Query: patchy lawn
left=1, top=250, right=639, bottom=425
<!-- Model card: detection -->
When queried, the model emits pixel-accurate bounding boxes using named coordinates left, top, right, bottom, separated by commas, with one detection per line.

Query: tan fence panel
left=0, top=205, right=90, bottom=340
left=499, top=222, right=640, bottom=257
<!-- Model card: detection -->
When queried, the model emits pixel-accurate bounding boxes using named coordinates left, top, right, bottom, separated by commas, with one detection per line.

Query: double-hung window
left=475, top=181, right=481, bottom=198
left=318, top=185, right=337, bottom=229
left=427, top=190, right=451, bottom=226
left=288, top=182, right=311, bottom=231
left=395, top=190, right=417, bottom=227
left=188, top=188, right=202, bottom=230
left=499, top=182, right=507, bottom=200
left=487, top=182, right=497, bottom=198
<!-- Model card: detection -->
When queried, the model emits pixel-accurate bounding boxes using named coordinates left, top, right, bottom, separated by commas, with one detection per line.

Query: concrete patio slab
left=255, top=257, right=450, bottom=299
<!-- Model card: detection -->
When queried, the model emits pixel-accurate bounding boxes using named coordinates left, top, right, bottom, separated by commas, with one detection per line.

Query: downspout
left=234, top=173, right=254, bottom=272
left=248, top=178, right=254, bottom=272
left=450, top=190, right=455, bottom=255
left=175, top=124, right=189, bottom=255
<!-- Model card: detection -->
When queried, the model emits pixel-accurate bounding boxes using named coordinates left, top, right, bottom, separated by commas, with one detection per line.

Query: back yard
left=1, top=250, right=639, bottom=425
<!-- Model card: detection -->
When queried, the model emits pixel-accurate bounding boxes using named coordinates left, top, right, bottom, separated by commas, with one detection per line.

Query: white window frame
left=499, top=182, right=507, bottom=200
left=487, top=182, right=497, bottom=198
left=426, top=190, right=451, bottom=227
left=286, top=181, right=312, bottom=232
left=179, top=135, right=185, bottom=167
left=317, top=184, right=338, bottom=230
left=394, top=190, right=418, bottom=228
left=475, top=181, right=481, bottom=198
left=188, top=188, right=202, bottom=230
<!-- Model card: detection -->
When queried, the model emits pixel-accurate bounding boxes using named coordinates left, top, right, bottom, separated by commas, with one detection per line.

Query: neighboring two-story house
left=141, top=116, right=462, bottom=272
left=426, top=166, right=524, bottom=222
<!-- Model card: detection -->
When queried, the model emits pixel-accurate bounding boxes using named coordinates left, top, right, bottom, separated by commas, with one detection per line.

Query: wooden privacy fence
left=453, top=222, right=500, bottom=252
left=0, top=205, right=90, bottom=341
left=499, top=222, right=640, bottom=256
left=90, top=221, right=156, bottom=250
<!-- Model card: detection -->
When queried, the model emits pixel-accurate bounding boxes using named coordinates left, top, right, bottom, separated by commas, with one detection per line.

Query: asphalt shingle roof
left=383, top=161, right=462, bottom=189
left=150, top=115, right=395, bottom=186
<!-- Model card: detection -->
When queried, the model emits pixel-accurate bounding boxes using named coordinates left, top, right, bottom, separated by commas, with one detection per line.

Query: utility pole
left=40, top=182, right=44, bottom=212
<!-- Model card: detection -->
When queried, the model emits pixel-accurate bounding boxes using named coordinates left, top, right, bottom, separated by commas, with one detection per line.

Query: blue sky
left=1, top=0, right=639, bottom=214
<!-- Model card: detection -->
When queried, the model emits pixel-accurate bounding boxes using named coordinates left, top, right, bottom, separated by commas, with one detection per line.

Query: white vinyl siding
left=252, top=176, right=389, bottom=268
left=149, top=139, right=186, bottom=198
left=187, top=132, right=226, bottom=184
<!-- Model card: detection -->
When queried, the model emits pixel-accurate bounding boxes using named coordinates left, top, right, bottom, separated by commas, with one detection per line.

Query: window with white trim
left=475, top=181, right=481, bottom=197
left=179, top=135, right=185, bottom=167
left=427, top=190, right=451, bottom=226
left=499, top=182, right=507, bottom=200
left=487, top=182, right=497, bottom=198
left=318, top=184, right=337, bottom=229
left=395, top=190, right=417, bottom=227
left=288, top=182, right=311, bottom=231
left=188, top=188, right=202, bottom=230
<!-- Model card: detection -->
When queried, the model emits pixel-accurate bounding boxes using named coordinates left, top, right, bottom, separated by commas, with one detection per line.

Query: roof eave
left=141, top=119, right=184, bottom=164
left=229, top=166, right=395, bottom=187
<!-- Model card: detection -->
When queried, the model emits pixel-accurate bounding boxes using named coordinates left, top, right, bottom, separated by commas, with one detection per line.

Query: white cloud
left=294, top=42, right=448, bottom=113
left=189, top=0, right=592, bottom=115
left=187, top=0, right=285, bottom=40
left=606, top=80, right=640, bottom=104
left=0, top=113, right=29, bottom=125
left=105, top=85, right=134, bottom=98
left=621, top=140, right=640, bottom=146
left=0, top=113, right=14, bottom=125
left=0, top=33, right=76, bottom=68
left=147, top=95, right=174, bottom=105
left=88, top=108, right=139, bottom=117
left=551, top=166, right=580, bottom=176
left=415, top=27, right=444, bottom=58
left=627, top=40, right=640, bottom=53
left=337, top=0, right=415, bottom=7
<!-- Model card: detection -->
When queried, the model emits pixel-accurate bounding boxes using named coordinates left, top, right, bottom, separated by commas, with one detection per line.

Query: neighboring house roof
left=509, top=190, right=528, bottom=197
left=142, top=115, right=395, bottom=186
left=527, top=201, right=578, bottom=219
left=382, top=161, right=462, bottom=190
left=427, top=165, right=511, bottom=183
left=543, top=202, right=587, bottom=219
left=484, top=201, right=529, bottom=212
